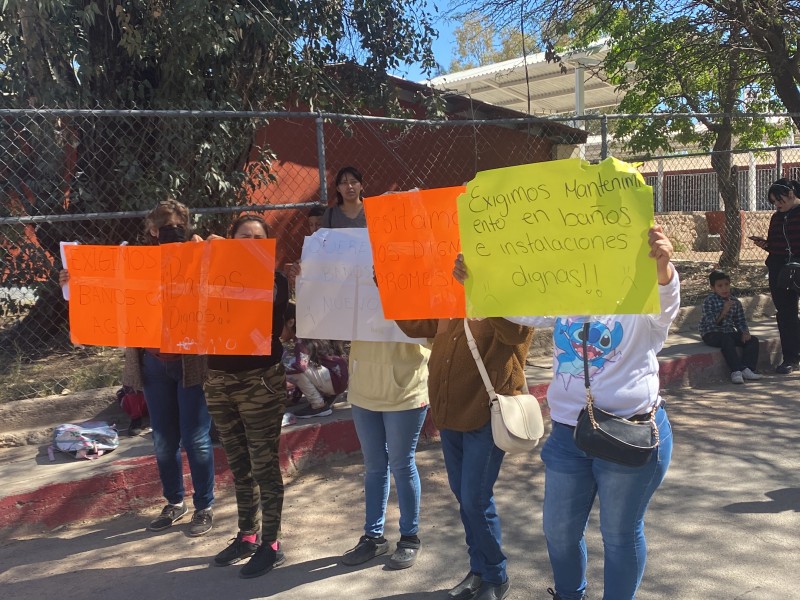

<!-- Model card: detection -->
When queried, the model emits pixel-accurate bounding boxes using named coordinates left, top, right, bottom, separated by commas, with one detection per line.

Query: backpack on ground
left=52, top=421, right=120, bottom=460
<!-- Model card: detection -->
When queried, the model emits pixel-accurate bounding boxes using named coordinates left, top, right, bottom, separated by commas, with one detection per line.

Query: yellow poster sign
left=457, top=157, right=659, bottom=316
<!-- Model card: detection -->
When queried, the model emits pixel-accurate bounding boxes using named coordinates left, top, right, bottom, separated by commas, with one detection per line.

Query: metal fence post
left=316, top=113, right=327, bottom=204
left=777, top=147, right=783, bottom=180
left=748, top=152, right=757, bottom=211
left=600, top=115, right=608, bottom=160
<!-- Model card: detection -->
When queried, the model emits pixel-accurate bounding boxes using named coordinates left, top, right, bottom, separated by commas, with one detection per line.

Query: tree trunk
left=710, top=123, right=740, bottom=268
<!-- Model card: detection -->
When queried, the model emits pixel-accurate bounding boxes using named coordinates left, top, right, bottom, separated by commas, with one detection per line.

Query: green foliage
left=448, top=12, right=537, bottom=72
left=598, top=10, right=790, bottom=156
left=0, top=0, right=437, bottom=250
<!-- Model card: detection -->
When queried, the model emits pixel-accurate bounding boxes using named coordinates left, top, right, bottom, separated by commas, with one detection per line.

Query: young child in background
left=281, top=302, right=349, bottom=418
left=307, top=204, right=326, bottom=234
left=699, top=270, right=762, bottom=384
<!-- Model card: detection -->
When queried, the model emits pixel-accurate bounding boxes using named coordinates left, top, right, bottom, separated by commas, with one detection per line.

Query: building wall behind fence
left=1, top=109, right=797, bottom=402
left=252, top=116, right=556, bottom=267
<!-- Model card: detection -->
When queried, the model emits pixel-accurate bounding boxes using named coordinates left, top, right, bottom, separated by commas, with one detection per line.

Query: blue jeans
left=141, top=352, right=215, bottom=511
left=351, top=404, right=428, bottom=537
left=440, top=422, right=507, bottom=585
left=542, top=406, right=672, bottom=600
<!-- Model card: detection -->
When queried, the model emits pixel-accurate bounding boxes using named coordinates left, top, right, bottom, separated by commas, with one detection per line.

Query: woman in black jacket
left=758, top=179, right=800, bottom=373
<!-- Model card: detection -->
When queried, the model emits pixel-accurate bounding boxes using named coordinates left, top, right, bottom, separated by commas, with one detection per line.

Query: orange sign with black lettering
left=64, top=239, right=276, bottom=354
left=365, top=186, right=466, bottom=319
left=160, top=239, right=276, bottom=355
left=64, top=245, right=162, bottom=348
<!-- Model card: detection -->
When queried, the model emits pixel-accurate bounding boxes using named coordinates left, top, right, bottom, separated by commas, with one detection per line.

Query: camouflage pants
left=205, top=363, right=286, bottom=541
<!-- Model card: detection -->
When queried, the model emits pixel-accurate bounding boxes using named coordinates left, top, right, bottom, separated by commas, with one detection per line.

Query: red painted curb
left=0, top=448, right=234, bottom=530
left=1, top=344, right=773, bottom=533
left=0, top=413, right=440, bottom=532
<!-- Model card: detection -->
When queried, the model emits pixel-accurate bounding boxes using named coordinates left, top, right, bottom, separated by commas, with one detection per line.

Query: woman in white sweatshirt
left=455, top=225, right=679, bottom=600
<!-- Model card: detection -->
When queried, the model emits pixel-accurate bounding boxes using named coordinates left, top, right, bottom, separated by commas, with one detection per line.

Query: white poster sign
left=295, top=228, right=425, bottom=344
left=59, top=241, right=79, bottom=300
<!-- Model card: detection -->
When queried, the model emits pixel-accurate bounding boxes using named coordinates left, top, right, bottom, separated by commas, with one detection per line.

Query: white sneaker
left=731, top=371, right=744, bottom=384
left=742, top=367, right=763, bottom=381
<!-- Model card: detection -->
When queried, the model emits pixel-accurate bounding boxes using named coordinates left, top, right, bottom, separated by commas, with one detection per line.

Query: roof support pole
left=575, top=65, right=586, bottom=158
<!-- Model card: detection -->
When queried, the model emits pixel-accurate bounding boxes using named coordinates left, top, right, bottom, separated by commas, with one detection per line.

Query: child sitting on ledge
left=281, top=302, right=348, bottom=418
left=699, top=270, right=762, bottom=384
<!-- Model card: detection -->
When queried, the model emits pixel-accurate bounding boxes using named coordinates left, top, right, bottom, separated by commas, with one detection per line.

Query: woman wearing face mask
left=755, top=179, right=800, bottom=373
left=202, top=215, right=290, bottom=579
left=120, top=198, right=217, bottom=536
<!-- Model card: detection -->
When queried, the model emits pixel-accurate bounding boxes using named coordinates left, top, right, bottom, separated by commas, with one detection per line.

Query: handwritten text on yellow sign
left=457, top=157, right=659, bottom=316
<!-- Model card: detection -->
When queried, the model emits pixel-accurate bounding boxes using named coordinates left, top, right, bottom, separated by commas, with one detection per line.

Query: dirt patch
left=673, top=260, right=769, bottom=307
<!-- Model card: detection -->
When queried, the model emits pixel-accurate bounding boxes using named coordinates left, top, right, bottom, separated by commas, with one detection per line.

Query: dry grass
left=0, top=347, right=124, bottom=404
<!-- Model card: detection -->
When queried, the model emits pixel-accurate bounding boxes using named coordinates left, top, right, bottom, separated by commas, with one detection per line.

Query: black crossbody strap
left=581, top=319, right=658, bottom=424
left=581, top=322, right=590, bottom=390
left=581, top=321, right=595, bottom=411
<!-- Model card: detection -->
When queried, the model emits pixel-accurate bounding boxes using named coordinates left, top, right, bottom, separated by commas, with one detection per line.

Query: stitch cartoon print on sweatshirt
left=553, top=317, right=624, bottom=386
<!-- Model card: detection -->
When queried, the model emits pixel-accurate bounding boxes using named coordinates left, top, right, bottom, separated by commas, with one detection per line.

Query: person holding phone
left=758, top=179, right=800, bottom=373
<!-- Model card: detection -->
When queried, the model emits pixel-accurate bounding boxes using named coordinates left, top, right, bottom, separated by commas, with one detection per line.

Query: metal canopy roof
left=425, top=41, right=622, bottom=115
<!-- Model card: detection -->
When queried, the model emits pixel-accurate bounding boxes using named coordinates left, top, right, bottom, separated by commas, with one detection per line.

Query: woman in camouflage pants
left=204, top=215, right=289, bottom=580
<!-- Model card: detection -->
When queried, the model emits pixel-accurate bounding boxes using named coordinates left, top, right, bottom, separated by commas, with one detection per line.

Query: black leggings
left=769, top=265, right=800, bottom=363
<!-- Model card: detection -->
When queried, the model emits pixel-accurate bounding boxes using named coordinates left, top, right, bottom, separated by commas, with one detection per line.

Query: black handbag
left=573, top=322, right=659, bottom=467
left=777, top=262, right=800, bottom=292
left=778, top=216, right=800, bottom=292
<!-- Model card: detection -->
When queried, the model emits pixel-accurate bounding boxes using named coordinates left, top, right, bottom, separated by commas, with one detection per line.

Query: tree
left=450, top=1, right=800, bottom=127
left=449, top=12, right=537, bottom=72
left=600, top=14, right=788, bottom=267
left=449, top=0, right=791, bottom=267
left=0, top=0, right=437, bottom=353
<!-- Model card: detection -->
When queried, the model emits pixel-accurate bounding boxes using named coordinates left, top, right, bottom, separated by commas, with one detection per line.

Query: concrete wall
left=656, top=210, right=773, bottom=252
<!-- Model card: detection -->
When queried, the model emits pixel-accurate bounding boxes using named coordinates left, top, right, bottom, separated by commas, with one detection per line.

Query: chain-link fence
left=1, top=109, right=796, bottom=401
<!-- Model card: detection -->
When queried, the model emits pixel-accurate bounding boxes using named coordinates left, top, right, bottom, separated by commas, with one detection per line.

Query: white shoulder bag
left=463, top=319, right=544, bottom=453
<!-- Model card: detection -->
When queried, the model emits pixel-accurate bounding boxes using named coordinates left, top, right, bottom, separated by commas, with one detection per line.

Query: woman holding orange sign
left=202, top=214, right=290, bottom=580
left=62, top=199, right=215, bottom=536
left=119, top=199, right=216, bottom=537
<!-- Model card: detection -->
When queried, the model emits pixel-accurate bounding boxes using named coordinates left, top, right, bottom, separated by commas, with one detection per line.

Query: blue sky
left=390, top=1, right=456, bottom=82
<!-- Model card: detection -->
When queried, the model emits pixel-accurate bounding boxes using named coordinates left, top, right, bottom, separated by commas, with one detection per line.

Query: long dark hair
left=767, top=178, right=800, bottom=204
left=334, top=166, right=364, bottom=205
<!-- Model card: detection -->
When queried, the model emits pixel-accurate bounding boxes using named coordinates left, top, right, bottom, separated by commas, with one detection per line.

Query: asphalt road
left=1, top=374, right=798, bottom=599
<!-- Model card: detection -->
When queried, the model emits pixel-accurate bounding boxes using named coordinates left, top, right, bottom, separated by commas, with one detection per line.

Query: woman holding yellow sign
left=454, top=225, right=679, bottom=600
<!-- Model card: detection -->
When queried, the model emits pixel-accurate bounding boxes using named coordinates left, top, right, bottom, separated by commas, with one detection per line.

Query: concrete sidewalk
left=1, top=374, right=799, bottom=599
left=0, top=317, right=784, bottom=533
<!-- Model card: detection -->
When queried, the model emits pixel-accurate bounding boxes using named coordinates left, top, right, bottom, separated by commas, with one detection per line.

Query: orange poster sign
left=64, top=245, right=162, bottom=348
left=365, top=186, right=466, bottom=319
left=160, top=239, right=276, bottom=355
